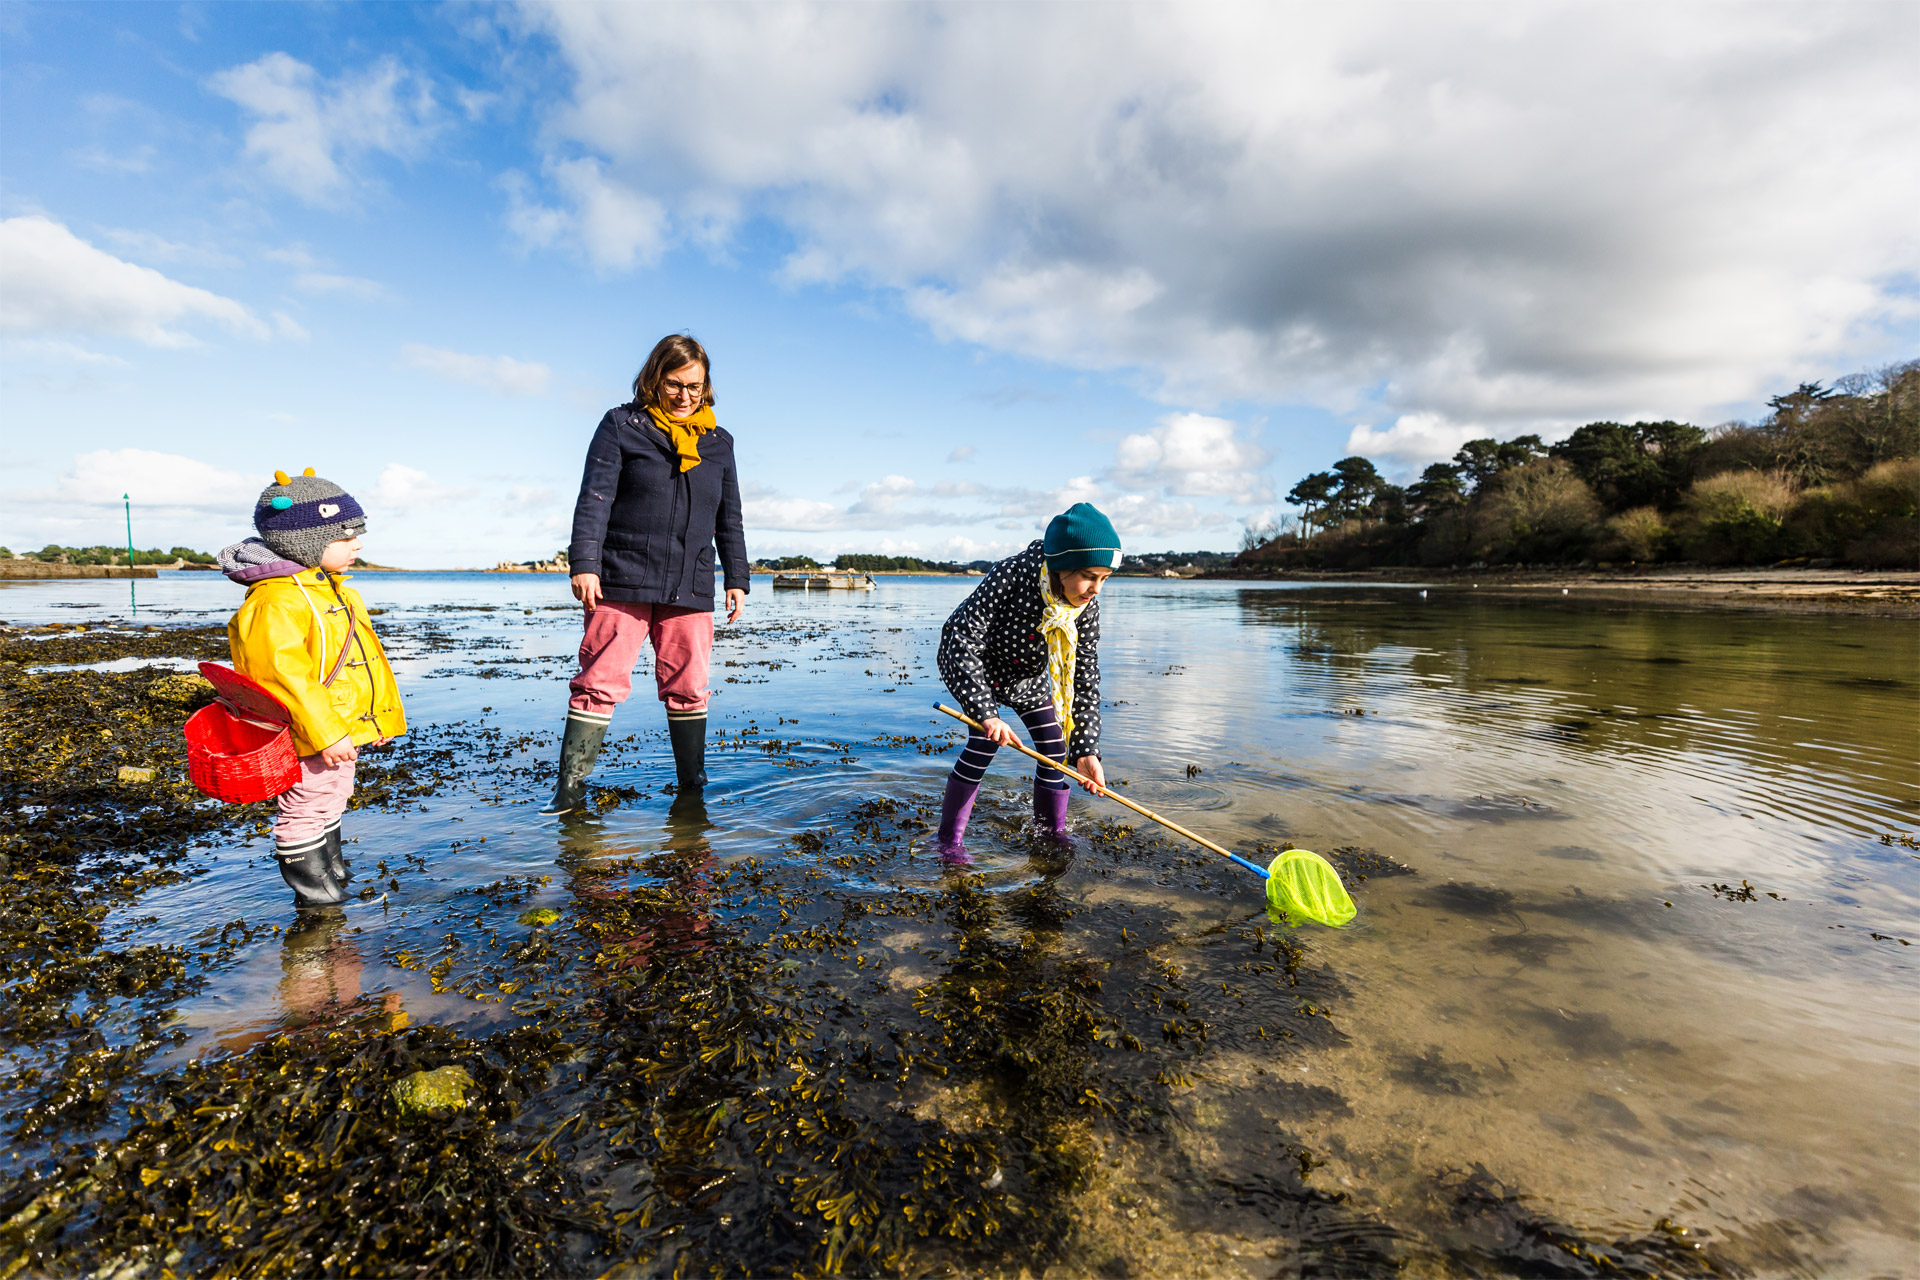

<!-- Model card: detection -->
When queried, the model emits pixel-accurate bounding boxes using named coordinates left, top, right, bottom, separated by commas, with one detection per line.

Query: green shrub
left=1599, top=506, right=1674, bottom=562
left=1786, top=457, right=1920, bottom=567
left=1468, top=458, right=1602, bottom=563
left=1682, top=470, right=1796, bottom=563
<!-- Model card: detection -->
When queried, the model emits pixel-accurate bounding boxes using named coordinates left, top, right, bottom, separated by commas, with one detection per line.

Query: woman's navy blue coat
left=567, top=405, right=750, bottom=608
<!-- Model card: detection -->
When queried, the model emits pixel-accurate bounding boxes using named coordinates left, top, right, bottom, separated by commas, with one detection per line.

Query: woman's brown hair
left=632, top=334, right=715, bottom=410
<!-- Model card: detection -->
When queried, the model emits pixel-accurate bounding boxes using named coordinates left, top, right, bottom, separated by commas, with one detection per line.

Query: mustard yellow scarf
left=646, top=403, right=717, bottom=472
left=1038, top=563, right=1089, bottom=742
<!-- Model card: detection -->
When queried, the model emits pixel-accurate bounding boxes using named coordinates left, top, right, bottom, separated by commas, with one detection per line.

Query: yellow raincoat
left=228, top=569, right=407, bottom=756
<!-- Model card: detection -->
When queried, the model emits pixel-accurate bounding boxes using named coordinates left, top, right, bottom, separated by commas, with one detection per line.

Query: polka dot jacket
left=938, top=540, right=1102, bottom=760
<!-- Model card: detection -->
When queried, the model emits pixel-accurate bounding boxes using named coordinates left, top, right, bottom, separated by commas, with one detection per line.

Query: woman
left=934, top=503, right=1118, bottom=859
left=544, top=334, right=749, bottom=815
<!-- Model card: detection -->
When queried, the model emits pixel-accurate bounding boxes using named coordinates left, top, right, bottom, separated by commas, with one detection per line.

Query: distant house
left=492, top=551, right=571, bottom=573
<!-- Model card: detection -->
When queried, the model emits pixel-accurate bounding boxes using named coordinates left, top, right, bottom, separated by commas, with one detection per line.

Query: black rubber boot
left=542, top=710, right=611, bottom=815
left=323, top=819, right=350, bottom=885
left=276, top=834, right=346, bottom=909
left=667, top=711, right=708, bottom=791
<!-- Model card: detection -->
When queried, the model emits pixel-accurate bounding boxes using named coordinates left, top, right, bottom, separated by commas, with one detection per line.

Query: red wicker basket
left=184, top=662, right=302, bottom=803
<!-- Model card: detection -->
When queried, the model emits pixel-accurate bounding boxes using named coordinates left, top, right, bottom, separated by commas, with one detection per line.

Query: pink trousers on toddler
left=274, top=754, right=355, bottom=844
left=568, top=602, right=713, bottom=720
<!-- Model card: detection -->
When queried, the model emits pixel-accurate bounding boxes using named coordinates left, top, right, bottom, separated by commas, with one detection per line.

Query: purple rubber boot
left=1033, top=779, right=1071, bottom=838
left=936, top=774, right=980, bottom=864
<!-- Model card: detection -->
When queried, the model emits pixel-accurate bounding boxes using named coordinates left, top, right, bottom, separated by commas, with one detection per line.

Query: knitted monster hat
left=253, top=468, right=367, bottom=568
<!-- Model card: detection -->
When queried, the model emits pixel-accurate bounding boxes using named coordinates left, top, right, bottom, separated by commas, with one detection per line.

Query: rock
left=117, top=766, right=156, bottom=784
left=146, top=673, right=214, bottom=705
left=518, top=907, right=561, bottom=927
left=390, top=1065, right=476, bottom=1118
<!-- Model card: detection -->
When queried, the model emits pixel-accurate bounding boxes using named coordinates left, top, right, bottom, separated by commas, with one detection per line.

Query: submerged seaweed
left=0, top=618, right=1748, bottom=1279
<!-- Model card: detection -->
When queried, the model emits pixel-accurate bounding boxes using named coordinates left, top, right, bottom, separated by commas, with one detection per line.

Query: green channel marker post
left=124, top=492, right=136, bottom=616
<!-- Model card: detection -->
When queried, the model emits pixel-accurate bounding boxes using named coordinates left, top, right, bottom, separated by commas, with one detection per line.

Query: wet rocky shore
left=0, top=608, right=1844, bottom=1276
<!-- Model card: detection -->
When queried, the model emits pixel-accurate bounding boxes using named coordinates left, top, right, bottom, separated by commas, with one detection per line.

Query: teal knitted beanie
left=1043, top=503, right=1122, bottom=571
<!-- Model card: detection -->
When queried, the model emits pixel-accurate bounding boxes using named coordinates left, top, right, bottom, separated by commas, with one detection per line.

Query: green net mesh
left=1265, top=849, right=1357, bottom=928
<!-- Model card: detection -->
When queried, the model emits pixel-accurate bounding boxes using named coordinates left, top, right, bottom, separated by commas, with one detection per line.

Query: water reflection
left=11, top=572, right=1911, bottom=1274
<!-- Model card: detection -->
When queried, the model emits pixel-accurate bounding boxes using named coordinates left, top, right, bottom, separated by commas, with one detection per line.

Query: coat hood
left=219, top=537, right=307, bottom=584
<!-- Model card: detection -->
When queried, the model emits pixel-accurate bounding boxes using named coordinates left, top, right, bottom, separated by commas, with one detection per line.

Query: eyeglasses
left=662, top=379, right=706, bottom=399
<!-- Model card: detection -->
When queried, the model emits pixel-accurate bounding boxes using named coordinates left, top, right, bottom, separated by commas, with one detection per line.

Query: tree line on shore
left=754, top=549, right=1243, bottom=574
left=1241, top=360, right=1918, bottom=570
left=3, top=545, right=217, bottom=566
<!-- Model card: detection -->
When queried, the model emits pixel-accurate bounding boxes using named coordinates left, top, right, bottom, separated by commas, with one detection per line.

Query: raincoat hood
left=220, top=537, right=306, bottom=585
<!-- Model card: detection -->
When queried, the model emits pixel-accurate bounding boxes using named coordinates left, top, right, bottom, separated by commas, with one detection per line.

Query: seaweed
left=1436, top=1164, right=1739, bottom=1277
left=0, top=617, right=1749, bottom=1279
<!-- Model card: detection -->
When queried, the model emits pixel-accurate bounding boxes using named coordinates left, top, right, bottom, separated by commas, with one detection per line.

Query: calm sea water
left=7, top=570, right=1916, bottom=1274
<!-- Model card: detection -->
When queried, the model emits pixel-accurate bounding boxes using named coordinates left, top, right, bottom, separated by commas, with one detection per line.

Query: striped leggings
left=950, top=703, right=1068, bottom=789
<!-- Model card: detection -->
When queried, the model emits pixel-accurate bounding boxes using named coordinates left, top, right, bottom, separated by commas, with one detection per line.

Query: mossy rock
left=390, top=1065, right=476, bottom=1118
left=145, top=673, right=215, bottom=706
left=517, top=908, right=561, bottom=928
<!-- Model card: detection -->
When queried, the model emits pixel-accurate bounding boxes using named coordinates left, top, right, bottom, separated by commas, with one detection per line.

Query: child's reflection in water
left=217, top=911, right=404, bottom=1053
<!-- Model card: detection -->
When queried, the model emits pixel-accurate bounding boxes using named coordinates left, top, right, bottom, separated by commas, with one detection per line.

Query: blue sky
left=4, top=2, right=1916, bottom=568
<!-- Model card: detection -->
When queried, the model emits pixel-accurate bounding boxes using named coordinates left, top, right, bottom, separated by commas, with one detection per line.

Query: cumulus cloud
left=400, top=343, right=551, bottom=396
left=0, top=215, right=267, bottom=347
left=513, top=2, right=1920, bottom=431
left=503, top=160, right=667, bottom=272
left=1111, top=412, right=1272, bottom=503
left=209, top=53, right=439, bottom=204
left=1344, top=412, right=1485, bottom=469
left=371, top=463, right=477, bottom=509
left=51, top=449, right=255, bottom=510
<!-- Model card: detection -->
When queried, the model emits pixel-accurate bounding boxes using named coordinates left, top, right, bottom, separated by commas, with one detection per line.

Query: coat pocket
left=693, top=545, right=716, bottom=596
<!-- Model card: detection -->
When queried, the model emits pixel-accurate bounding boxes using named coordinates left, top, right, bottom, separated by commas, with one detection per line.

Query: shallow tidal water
left=5, top=570, right=1916, bottom=1277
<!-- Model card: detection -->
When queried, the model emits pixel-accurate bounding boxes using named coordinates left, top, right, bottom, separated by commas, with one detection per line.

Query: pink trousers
left=568, top=601, right=714, bottom=717
left=275, top=754, right=355, bottom=843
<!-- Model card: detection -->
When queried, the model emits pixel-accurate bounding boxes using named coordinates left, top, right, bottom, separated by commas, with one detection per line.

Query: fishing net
left=1265, top=849, right=1356, bottom=928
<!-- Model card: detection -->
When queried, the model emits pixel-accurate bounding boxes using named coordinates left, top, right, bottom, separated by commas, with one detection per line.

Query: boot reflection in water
left=277, top=912, right=405, bottom=1031
left=559, top=804, right=716, bottom=978
left=279, top=910, right=361, bottom=1026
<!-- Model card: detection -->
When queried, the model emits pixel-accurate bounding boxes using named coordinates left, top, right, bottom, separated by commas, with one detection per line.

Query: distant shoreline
left=1203, top=564, right=1920, bottom=618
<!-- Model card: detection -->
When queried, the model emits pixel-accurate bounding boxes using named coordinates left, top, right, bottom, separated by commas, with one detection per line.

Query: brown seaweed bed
left=0, top=620, right=1745, bottom=1277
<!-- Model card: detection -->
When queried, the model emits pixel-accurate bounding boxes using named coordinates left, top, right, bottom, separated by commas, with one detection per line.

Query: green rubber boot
left=667, top=711, right=707, bottom=791
left=542, top=709, right=611, bottom=815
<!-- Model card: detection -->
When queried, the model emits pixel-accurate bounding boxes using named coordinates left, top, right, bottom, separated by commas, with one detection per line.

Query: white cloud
left=294, top=272, right=393, bottom=301
left=400, top=343, right=551, bottom=396
left=208, top=53, right=440, bottom=205
left=1111, top=412, right=1272, bottom=503
left=1344, top=412, right=1485, bottom=470
left=506, top=485, right=559, bottom=511
left=1, top=339, right=130, bottom=369
left=371, top=463, right=476, bottom=509
left=59, top=449, right=255, bottom=510
left=0, top=215, right=267, bottom=347
left=947, top=444, right=974, bottom=462
left=0, top=450, right=263, bottom=555
left=264, top=245, right=320, bottom=269
left=515, top=3, right=1920, bottom=431
left=504, top=159, right=667, bottom=271
left=99, top=229, right=243, bottom=270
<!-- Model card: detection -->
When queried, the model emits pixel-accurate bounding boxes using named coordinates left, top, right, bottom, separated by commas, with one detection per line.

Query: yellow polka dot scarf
left=1038, top=563, right=1089, bottom=742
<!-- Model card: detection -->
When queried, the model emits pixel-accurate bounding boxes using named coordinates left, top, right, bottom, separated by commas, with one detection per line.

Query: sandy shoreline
left=1206, top=565, right=1920, bottom=617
